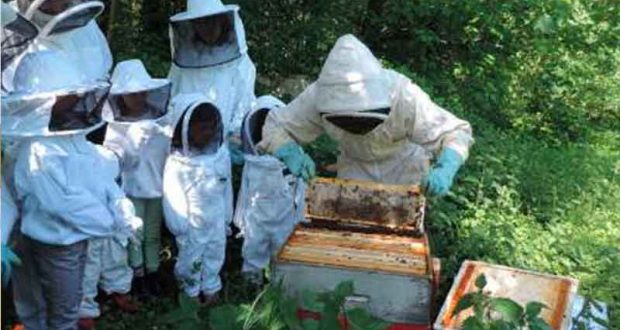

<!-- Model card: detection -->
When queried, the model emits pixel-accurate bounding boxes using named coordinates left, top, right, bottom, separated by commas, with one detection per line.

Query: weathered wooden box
left=273, top=178, right=433, bottom=324
left=434, top=260, right=579, bottom=330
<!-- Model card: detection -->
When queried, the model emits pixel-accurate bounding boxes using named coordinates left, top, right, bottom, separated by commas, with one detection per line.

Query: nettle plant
left=452, top=274, right=552, bottom=330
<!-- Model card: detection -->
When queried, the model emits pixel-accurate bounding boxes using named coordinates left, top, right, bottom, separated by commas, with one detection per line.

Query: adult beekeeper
left=167, top=0, right=256, bottom=162
left=2, top=49, right=141, bottom=330
left=260, top=35, right=474, bottom=196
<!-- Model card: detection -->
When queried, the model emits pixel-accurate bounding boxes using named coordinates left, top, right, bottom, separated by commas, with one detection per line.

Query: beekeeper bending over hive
left=259, top=34, right=473, bottom=196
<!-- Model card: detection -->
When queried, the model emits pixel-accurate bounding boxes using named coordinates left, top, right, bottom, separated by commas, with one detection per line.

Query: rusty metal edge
left=433, top=260, right=580, bottom=330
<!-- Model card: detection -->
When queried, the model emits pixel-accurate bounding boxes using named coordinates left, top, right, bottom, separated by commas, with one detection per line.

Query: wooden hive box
left=274, top=178, right=433, bottom=324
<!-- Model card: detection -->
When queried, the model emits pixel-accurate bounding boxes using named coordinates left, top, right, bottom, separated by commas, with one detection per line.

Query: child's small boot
left=111, top=292, right=141, bottom=313
left=78, top=318, right=96, bottom=330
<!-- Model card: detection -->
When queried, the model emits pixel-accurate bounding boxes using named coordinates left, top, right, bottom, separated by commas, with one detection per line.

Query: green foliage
left=102, top=0, right=619, bottom=141
left=363, top=0, right=620, bottom=141
left=453, top=274, right=551, bottom=330
left=138, top=281, right=387, bottom=330
left=426, top=125, right=620, bottom=327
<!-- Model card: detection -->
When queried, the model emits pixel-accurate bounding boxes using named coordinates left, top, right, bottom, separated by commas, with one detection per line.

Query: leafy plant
left=158, top=292, right=207, bottom=330
left=198, top=281, right=388, bottom=330
left=452, top=273, right=551, bottom=330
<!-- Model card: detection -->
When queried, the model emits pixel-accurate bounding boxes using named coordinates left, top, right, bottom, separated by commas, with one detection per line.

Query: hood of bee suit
left=168, top=93, right=224, bottom=157
left=241, top=95, right=284, bottom=155
left=314, top=34, right=394, bottom=115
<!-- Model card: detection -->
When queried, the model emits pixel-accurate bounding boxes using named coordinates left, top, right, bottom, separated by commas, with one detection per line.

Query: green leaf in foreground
left=453, top=293, right=476, bottom=318
left=490, top=297, right=524, bottom=322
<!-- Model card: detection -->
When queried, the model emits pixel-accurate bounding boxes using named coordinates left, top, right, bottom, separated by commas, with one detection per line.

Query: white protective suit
left=234, top=95, right=306, bottom=274
left=3, top=47, right=133, bottom=330
left=103, top=59, right=173, bottom=198
left=81, top=59, right=172, bottom=318
left=163, top=94, right=233, bottom=297
left=2, top=0, right=112, bottom=91
left=260, top=35, right=474, bottom=185
left=167, top=0, right=256, bottom=137
left=3, top=49, right=141, bottom=246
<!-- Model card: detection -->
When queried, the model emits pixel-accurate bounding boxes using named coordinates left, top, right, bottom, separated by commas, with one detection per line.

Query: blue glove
left=228, top=142, right=245, bottom=165
left=2, top=244, right=21, bottom=286
left=274, top=142, right=316, bottom=182
left=425, top=148, right=464, bottom=197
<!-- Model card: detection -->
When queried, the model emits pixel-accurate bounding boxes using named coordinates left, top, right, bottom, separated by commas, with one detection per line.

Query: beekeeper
left=162, top=94, right=233, bottom=304
left=167, top=0, right=256, bottom=162
left=103, top=59, right=172, bottom=297
left=2, top=49, right=141, bottom=330
left=260, top=35, right=473, bottom=196
left=233, top=95, right=305, bottom=284
left=2, top=0, right=112, bottom=91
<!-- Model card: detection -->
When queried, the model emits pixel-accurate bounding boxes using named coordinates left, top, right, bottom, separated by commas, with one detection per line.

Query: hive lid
left=434, top=260, right=579, bottom=330
left=276, top=226, right=431, bottom=277
left=304, top=177, right=425, bottom=234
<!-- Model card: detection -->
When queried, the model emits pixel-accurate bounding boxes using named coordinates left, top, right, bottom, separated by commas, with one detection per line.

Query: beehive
left=274, top=178, right=433, bottom=324
left=304, top=177, right=425, bottom=234
left=434, top=260, right=579, bottom=330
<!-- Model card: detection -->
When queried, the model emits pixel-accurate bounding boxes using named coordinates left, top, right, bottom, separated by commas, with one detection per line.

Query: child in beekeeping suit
left=102, top=60, right=173, bottom=298
left=3, top=49, right=142, bottom=330
left=233, top=95, right=306, bottom=286
left=75, top=59, right=172, bottom=328
left=163, top=94, right=233, bottom=304
left=167, top=0, right=256, bottom=164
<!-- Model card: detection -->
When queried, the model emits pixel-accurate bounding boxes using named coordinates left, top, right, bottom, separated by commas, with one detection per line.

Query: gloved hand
left=109, top=197, right=144, bottom=245
left=425, top=148, right=464, bottom=197
left=274, top=142, right=316, bottom=182
left=126, top=216, right=144, bottom=245
left=2, top=244, right=21, bottom=286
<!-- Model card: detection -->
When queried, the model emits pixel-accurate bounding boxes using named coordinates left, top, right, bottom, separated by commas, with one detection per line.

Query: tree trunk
left=106, top=0, right=119, bottom=42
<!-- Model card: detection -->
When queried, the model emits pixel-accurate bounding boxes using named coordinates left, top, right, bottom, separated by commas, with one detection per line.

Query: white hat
left=110, top=59, right=170, bottom=95
left=315, top=34, right=393, bottom=114
left=170, top=0, right=238, bottom=22
left=13, top=49, right=92, bottom=94
left=3, top=50, right=108, bottom=137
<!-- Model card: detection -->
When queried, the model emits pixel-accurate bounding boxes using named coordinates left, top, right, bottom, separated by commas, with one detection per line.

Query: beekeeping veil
left=169, top=0, right=247, bottom=68
left=1, top=49, right=109, bottom=137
